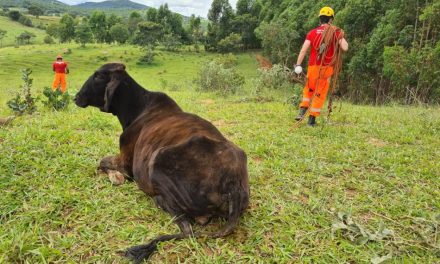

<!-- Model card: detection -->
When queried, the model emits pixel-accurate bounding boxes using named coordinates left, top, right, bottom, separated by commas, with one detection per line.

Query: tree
left=162, top=33, right=182, bottom=51
left=0, top=29, right=6, bottom=48
left=146, top=8, right=158, bottom=23
left=133, top=21, right=163, bottom=64
left=232, top=0, right=260, bottom=49
left=16, top=31, right=36, bottom=45
left=206, top=0, right=235, bottom=51
left=75, top=23, right=93, bottom=47
left=28, top=5, right=44, bottom=18
left=18, top=15, right=33, bottom=27
left=46, top=23, right=60, bottom=39
left=255, top=19, right=299, bottom=65
left=217, top=33, right=243, bottom=53
left=188, top=14, right=203, bottom=51
left=8, top=11, right=21, bottom=21
left=110, top=23, right=129, bottom=44
left=59, top=14, right=75, bottom=43
left=89, top=11, right=107, bottom=43
left=128, top=11, right=143, bottom=36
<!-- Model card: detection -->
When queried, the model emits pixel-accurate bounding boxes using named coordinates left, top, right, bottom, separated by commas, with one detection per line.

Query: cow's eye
left=94, top=72, right=106, bottom=80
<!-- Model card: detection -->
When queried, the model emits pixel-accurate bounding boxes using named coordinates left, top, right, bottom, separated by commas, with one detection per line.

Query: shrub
left=8, top=10, right=21, bottom=21
left=44, top=35, right=54, bottom=44
left=42, top=87, right=71, bottom=111
left=7, top=69, right=38, bottom=115
left=213, top=53, right=238, bottom=69
left=18, top=15, right=33, bottom=27
left=137, top=47, right=156, bottom=65
left=256, top=64, right=292, bottom=90
left=194, top=61, right=245, bottom=95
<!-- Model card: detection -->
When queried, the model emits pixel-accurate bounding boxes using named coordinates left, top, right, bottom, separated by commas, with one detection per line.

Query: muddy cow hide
left=74, top=63, right=250, bottom=263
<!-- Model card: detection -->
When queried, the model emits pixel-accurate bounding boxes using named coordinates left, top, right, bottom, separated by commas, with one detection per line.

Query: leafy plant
left=213, top=53, right=238, bottom=68
left=41, top=87, right=71, bottom=111
left=6, top=69, right=37, bottom=115
left=256, top=64, right=292, bottom=91
left=194, top=60, right=245, bottom=95
left=332, top=212, right=394, bottom=245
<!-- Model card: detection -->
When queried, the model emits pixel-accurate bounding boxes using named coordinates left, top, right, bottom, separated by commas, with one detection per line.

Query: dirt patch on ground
left=252, top=156, right=264, bottom=165
left=345, top=187, right=358, bottom=199
left=212, top=119, right=237, bottom=127
left=200, top=99, right=215, bottom=105
left=368, top=137, right=388, bottom=147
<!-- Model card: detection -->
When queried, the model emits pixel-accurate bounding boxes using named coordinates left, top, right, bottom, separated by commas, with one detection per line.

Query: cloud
left=58, top=0, right=238, bottom=17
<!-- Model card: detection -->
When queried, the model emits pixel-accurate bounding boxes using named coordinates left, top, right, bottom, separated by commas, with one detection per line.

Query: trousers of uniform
left=299, top=65, right=334, bottom=117
left=52, top=73, right=67, bottom=93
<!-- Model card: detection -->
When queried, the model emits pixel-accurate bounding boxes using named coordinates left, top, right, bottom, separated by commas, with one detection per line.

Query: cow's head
left=75, top=63, right=126, bottom=112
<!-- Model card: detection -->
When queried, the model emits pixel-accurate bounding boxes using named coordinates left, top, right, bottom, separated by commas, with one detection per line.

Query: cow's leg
left=98, top=155, right=126, bottom=185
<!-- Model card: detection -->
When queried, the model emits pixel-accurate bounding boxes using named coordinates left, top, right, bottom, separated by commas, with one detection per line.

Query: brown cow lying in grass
left=74, top=63, right=250, bottom=263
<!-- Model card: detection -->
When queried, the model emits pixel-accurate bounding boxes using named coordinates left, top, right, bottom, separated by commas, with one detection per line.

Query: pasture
left=0, top=16, right=46, bottom=47
left=0, top=44, right=439, bottom=263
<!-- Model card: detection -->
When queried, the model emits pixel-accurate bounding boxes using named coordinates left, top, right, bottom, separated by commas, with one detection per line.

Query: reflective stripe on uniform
left=310, top=107, right=321, bottom=113
left=302, top=98, right=311, bottom=102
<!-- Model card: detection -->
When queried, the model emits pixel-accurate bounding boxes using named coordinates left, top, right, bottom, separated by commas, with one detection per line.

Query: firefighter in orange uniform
left=52, top=54, right=69, bottom=93
left=294, top=7, right=349, bottom=126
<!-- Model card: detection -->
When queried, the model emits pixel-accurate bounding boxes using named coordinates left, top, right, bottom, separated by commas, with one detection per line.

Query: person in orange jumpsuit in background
left=294, top=7, right=349, bottom=126
left=52, top=54, right=69, bottom=93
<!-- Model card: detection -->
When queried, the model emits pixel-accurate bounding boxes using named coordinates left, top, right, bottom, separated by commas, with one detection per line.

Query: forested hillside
left=207, top=0, right=440, bottom=104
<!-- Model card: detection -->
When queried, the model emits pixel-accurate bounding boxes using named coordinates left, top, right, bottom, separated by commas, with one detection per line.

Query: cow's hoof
left=99, top=155, right=116, bottom=172
left=108, top=170, right=125, bottom=186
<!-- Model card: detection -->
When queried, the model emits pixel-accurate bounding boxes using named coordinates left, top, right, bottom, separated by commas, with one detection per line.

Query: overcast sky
left=58, top=0, right=238, bottom=17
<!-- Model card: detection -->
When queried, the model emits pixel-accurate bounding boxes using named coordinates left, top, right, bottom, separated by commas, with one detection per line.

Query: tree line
left=206, top=0, right=439, bottom=104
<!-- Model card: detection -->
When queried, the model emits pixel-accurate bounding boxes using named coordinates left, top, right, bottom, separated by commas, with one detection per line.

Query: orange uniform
left=52, top=61, right=68, bottom=93
left=300, top=25, right=342, bottom=116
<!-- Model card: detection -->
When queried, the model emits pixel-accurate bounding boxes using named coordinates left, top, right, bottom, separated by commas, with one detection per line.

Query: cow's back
left=129, top=110, right=228, bottom=194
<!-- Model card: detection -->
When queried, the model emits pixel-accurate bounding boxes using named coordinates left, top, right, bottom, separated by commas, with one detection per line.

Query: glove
left=294, top=65, right=303, bottom=74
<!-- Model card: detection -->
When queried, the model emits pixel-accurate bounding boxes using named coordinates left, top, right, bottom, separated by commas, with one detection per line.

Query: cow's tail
left=124, top=182, right=248, bottom=264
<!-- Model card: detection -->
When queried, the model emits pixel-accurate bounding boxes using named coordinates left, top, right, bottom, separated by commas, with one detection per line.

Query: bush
left=137, top=47, right=156, bottom=65
left=42, top=87, right=70, bottom=111
left=18, top=15, right=33, bottom=27
left=213, top=53, right=238, bottom=69
left=256, top=64, right=292, bottom=90
left=44, top=35, right=54, bottom=44
left=7, top=69, right=38, bottom=115
left=8, top=10, right=21, bottom=21
left=194, top=61, right=245, bottom=95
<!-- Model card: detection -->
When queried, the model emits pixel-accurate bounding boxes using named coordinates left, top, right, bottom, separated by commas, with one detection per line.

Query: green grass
left=0, top=44, right=439, bottom=263
left=0, top=16, right=46, bottom=47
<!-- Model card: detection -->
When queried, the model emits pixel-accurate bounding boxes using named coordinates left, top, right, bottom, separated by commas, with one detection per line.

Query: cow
left=74, top=63, right=250, bottom=263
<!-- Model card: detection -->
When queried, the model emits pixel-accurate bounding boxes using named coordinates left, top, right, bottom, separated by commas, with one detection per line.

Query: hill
left=0, top=0, right=69, bottom=13
left=0, top=16, right=46, bottom=47
left=75, top=0, right=149, bottom=10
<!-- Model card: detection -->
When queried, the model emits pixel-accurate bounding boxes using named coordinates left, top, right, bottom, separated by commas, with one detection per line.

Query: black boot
left=308, top=115, right=317, bottom=126
left=295, top=107, right=307, bottom=121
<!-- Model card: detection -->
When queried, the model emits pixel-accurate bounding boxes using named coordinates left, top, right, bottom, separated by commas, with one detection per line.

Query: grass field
left=0, top=44, right=439, bottom=263
left=0, top=16, right=46, bottom=47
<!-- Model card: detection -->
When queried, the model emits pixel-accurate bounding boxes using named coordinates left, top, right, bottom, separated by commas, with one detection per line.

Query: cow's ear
left=103, top=65, right=125, bottom=112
